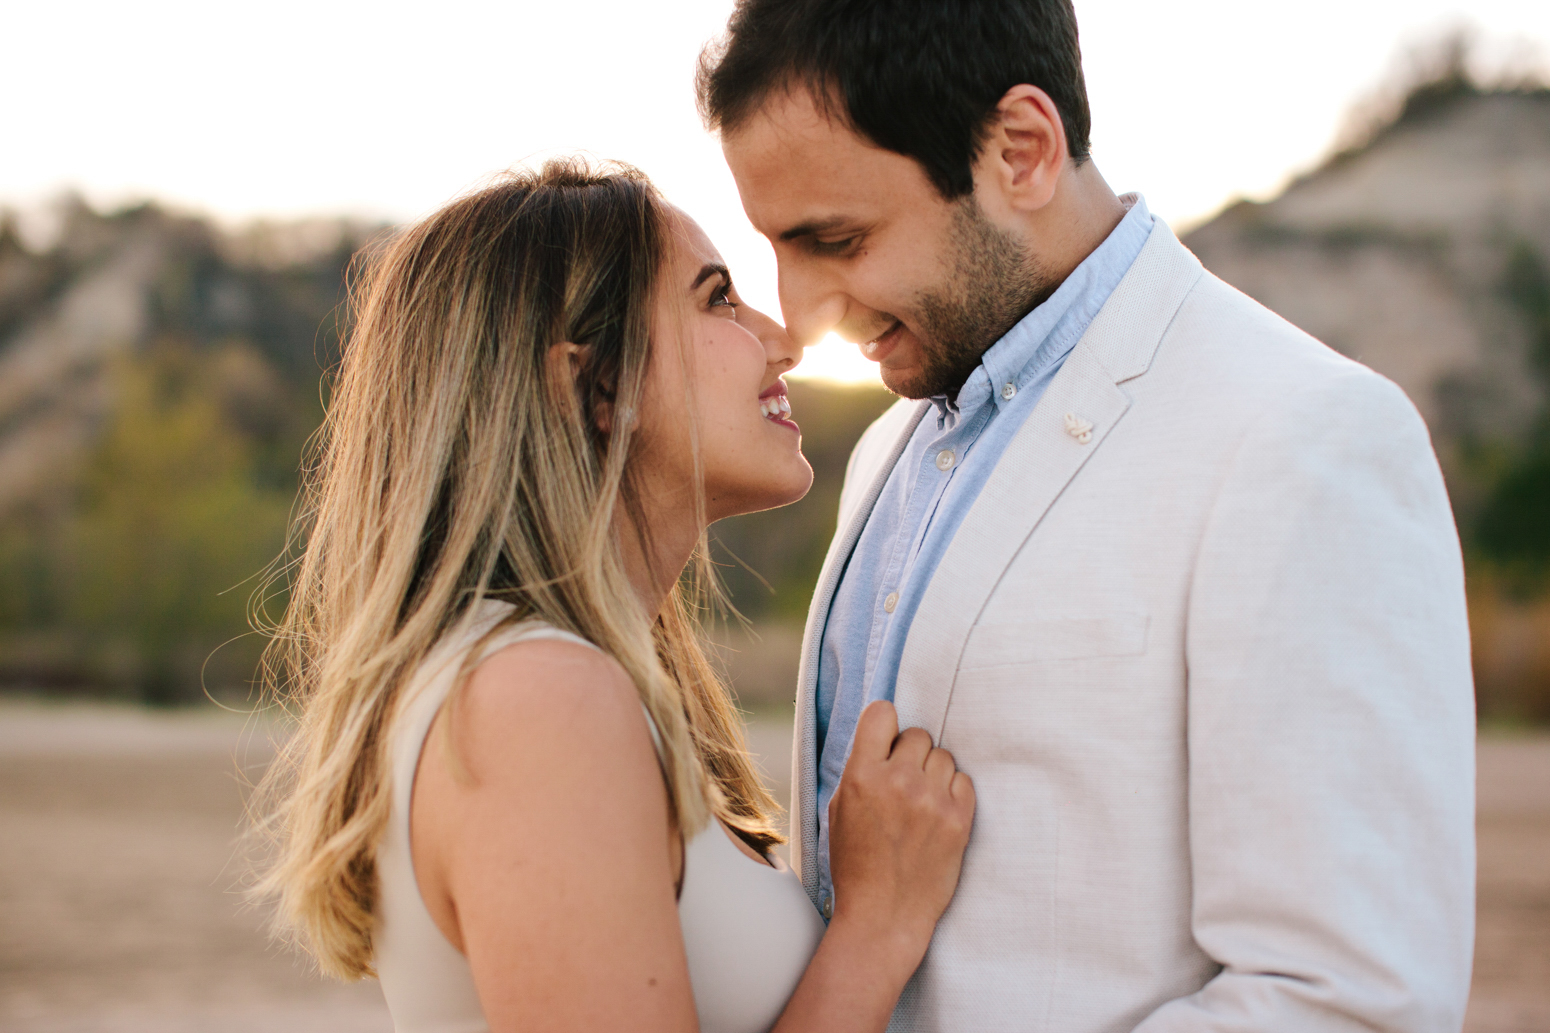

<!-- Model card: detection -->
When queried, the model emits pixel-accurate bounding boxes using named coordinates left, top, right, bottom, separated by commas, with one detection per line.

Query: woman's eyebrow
left=691, top=263, right=730, bottom=291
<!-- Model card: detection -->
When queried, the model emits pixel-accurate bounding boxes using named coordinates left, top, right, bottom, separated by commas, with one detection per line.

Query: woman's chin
left=775, top=460, right=816, bottom=507
left=711, top=461, right=814, bottom=521
left=756, top=464, right=816, bottom=513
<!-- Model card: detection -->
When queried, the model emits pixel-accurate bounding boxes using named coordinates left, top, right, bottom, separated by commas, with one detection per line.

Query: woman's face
left=633, top=208, right=813, bottom=525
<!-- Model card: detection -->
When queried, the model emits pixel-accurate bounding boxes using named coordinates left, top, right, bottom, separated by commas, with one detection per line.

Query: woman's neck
left=618, top=487, right=704, bottom=618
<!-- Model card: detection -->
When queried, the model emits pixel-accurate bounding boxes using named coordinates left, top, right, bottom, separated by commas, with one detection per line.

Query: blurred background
left=1, top=1, right=1547, bottom=1030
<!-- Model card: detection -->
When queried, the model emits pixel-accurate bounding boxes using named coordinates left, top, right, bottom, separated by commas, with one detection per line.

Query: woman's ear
left=974, top=84, right=1069, bottom=214
left=547, top=341, right=613, bottom=433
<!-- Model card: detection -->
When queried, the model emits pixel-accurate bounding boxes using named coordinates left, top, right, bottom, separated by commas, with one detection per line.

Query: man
left=699, top=2, right=1476, bottom=1030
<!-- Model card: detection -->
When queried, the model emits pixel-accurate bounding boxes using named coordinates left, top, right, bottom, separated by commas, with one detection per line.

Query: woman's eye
left=710, top=283, right=737, bottom=308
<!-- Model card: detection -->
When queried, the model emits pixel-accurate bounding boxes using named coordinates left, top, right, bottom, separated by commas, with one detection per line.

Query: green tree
left=62, top=346, right=293, bottom=702
left=1476, top=242, right=1550, bottom=589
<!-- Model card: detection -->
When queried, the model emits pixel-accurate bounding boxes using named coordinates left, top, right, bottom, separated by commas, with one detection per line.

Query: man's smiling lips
left=861, top=320, right=907, bottom=364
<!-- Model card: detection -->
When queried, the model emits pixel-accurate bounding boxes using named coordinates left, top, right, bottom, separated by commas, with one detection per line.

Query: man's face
left=722, top=85, right=1046, bottom=399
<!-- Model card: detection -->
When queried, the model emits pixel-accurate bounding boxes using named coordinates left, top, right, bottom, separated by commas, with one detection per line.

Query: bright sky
left=5, top=1, right=1548, bottom=383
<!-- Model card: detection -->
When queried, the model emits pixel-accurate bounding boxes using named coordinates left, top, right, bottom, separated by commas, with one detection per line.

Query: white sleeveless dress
left=373, top=603, right=826, bottom=1033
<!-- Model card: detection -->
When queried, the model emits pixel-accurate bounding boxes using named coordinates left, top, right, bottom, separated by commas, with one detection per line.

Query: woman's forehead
left=663, top=205, right=726, bottom=276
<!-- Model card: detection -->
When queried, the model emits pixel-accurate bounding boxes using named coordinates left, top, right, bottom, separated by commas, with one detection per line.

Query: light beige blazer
left=793, top=221, right=1476, bottom=1032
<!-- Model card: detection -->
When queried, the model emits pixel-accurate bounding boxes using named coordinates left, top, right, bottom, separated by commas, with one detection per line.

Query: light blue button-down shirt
left=812, top=196, right=1155, bottom=912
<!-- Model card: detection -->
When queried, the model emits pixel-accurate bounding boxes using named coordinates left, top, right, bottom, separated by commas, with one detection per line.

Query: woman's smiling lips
left=759, top=379, right=799, bottom=433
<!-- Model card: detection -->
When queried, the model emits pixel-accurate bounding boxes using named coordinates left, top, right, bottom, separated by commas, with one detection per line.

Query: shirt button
left=883, top=591, right=899, bottom=613
left=822, top=894, right=834, bottom=920
left=935, top=449, right=955, bottom=471
left=1001, top=381, right=1017, bottom=401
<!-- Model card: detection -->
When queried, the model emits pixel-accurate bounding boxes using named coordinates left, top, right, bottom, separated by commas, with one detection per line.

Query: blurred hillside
left=0, top=201, right=894, bottom=703
left=0, top=199, right=369, bottom=702
left=1, top=56, right=1548, bottom=717
left=1184, top=51, right=1550, bottom=721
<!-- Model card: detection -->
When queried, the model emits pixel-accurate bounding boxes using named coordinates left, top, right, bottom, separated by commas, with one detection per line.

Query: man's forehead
left=729, top=82, right=847, bottom=144
left=727, top=90, right=873, bottom=171
left=722, top=88, right=898, bottom=229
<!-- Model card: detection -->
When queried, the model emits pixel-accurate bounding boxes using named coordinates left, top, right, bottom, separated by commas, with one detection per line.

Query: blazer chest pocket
left=961, top=612, right=1149, bottom=669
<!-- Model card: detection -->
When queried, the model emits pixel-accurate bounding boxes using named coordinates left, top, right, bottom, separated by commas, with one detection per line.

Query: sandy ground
left=0, top=701, right=1545, bottom=1032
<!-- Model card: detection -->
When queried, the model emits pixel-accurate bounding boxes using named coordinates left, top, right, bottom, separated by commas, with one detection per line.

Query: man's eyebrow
left=778, top=216, right=852, bottom=242
left=691, top=263, right=730, bottom=290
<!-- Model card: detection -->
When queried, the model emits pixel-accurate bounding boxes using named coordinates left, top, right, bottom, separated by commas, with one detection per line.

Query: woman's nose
left=747, top=305, right=802, bottom=374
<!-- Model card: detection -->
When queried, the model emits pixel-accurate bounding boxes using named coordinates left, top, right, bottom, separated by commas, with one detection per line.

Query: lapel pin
left=1064, top=413, right=1094, bottom=444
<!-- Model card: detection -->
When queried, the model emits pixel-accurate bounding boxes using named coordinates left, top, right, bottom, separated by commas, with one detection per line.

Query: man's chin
left=879, top=365, right=932, bottom=400
left=871, top=327, right=978, bottom=398
left=886, top=366, right=917, bottom=397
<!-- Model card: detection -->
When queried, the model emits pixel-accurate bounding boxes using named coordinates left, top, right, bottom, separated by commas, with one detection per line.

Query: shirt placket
left=860, top=416, right=975, bottom=701
left=858, top=460, right=926, bottom=697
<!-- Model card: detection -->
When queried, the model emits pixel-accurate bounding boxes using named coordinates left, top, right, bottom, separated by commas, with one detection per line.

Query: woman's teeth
left=760, top=395, right=792, bottom=420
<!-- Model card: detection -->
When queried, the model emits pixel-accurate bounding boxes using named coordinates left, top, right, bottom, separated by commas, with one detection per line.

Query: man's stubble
left=892, top=198, right=1053, bottom=401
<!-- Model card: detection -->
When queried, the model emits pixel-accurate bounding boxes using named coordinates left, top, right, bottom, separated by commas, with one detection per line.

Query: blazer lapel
left=791, top=398, right=926, bottom=896
left=893, top=223, right=1204, bottom=742
left=893, top=351, right=1130, bottom=739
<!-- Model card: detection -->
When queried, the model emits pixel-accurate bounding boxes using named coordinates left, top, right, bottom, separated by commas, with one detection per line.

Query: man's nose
left=776, top=258, right=849, bottom=350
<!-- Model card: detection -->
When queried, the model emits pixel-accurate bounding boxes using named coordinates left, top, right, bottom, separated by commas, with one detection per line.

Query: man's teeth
left=760, top=395, right=793, bottom=419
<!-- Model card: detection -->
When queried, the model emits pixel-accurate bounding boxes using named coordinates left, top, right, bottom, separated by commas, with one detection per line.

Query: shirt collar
left=934, top=193, right=1154, bottom=418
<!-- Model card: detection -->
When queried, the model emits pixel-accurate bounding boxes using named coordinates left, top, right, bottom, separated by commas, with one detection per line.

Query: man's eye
left=812, top=237, right=857, bottom=256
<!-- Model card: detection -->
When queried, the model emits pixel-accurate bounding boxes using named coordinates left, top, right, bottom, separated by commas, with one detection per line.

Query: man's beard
left=890, top=198, right=1052, bottom=400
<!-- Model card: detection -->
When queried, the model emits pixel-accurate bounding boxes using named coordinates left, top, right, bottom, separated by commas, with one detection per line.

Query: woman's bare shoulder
left=409, top=633, right=683, bottom=986
left=447, top=634, right=660, bottom=790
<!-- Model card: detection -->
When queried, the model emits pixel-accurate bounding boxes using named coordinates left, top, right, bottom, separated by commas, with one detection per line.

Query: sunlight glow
left=789, top=334, right=885, bottom=385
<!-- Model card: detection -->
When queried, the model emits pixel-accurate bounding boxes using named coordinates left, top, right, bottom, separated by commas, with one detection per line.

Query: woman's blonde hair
left=252, top=158, right=780, bottom=980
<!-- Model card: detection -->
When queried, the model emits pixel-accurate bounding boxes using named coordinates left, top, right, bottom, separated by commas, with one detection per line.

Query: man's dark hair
left=696, top=0, right=1092, bottom=199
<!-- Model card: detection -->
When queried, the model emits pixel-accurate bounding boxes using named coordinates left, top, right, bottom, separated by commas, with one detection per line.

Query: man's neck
left=1025, top=160, right=1129, bottom=287
left=935, top=165, right=1128, bottom=403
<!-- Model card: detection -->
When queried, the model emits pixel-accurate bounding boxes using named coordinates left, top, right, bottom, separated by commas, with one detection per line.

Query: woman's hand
left=826, top=699, right=975, bottom=966
left=770, top=700, right=973, bottom=1033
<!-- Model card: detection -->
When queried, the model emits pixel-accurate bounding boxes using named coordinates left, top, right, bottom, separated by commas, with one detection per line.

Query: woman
left=254, top=158, right=974, bottom=1033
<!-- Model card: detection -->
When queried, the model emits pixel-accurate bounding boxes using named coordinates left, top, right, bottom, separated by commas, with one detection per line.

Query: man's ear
left=547, top=341, right=613, bottom=433
left=974, top=84, right=1069, bottom=215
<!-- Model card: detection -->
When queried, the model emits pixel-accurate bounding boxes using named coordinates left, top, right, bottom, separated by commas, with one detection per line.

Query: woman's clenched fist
left=826, top=700, right=976, bottom=961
